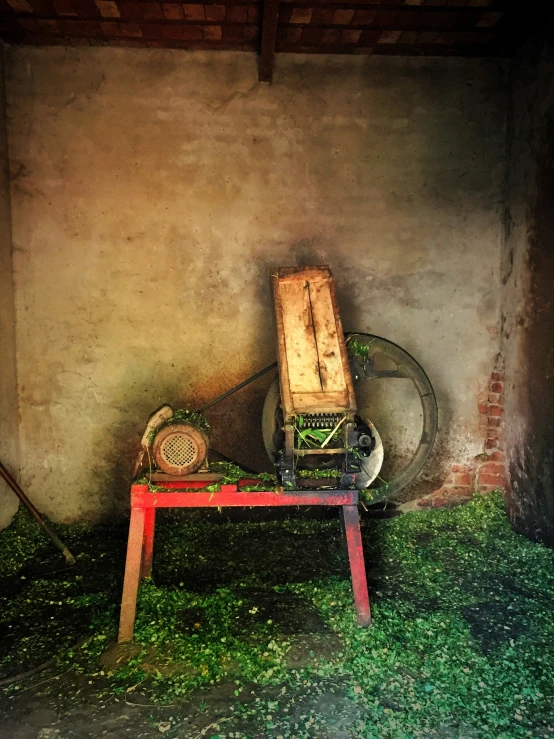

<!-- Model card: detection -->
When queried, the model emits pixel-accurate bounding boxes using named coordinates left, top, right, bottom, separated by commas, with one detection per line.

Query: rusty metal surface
left=152, top=424, right=208, bottom=476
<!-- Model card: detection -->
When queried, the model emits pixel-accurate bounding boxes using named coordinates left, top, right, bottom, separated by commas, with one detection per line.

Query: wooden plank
left=259, top=0, right=280, bottom=83
left=309, top=276, right=346, bottom=393
left=291, top=390, right=349, bottom=413
left=326, top=272, right=357, bottom=411
left=280, top=279, right=322, bottom=394
left=272, top=271, right=294, bottom=417
left=273, top=265, right=356, bottom=417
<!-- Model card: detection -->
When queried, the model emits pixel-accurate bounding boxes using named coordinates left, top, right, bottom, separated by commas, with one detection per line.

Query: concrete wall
left=0, top=44, right=19, bottom=528
left=502, top=21, right=554, bottom=545
left=6, top=48, right=506, bottom=521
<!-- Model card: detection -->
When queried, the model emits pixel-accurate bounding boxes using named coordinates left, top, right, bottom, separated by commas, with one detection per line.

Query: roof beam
left=259, top=0, right=280, bottom=83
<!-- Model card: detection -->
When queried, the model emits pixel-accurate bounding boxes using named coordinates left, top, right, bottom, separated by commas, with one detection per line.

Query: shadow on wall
left=505, top=122, right=554, bottom=545
left=99, top=240, right=451, bottom=520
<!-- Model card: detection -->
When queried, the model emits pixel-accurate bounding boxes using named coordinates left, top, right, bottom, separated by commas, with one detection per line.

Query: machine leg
left=341, top=504, right=371, bottom=627
left=118, top=506, right=146, bottom=643
left=141, top=507, right=156, bottom=579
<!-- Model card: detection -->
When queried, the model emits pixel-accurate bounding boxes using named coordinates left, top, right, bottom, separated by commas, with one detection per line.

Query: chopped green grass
left=1, top=494, right=553, bottom=737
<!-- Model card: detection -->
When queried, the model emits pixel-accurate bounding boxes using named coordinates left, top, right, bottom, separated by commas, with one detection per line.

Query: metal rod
left=195, top=362, right=277, bottom=414
left=0, top=461, right=75, bottom=566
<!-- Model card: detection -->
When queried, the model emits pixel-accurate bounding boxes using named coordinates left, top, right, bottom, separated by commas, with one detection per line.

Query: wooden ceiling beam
left=259, top=0, right=280, bottom=83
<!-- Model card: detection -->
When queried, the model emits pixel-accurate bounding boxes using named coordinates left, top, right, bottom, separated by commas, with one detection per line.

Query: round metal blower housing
left=152, top=424, right=208, bottom=476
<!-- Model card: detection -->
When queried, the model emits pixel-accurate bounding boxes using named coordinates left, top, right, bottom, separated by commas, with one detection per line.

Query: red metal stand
left=118, top=481, right=372, bottom=642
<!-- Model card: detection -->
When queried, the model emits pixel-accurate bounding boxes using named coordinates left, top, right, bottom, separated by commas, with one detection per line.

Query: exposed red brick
left=80, top=19, right=103, bottom=35
left=332, top=8, right=355, bottom=25
left=221, top=24, right=242, bottom=40
left=75, top=0, right=100, bottom=16
left=279, top=27, right=301, bottom=43
left=400, top=31, right=420, bottom=44
left=8, top=0, right=34, bottom=11
left=290, top=7, right=312, bottom=23
left=38, top=18, right=60, bottom=32
left=311, top=8, right=335, bottom=25
left=300, top=27, right=322, bottom=44
left=489, top=405, right=503, bottom=417
left=478, top=472, right=506, bottom=486
left=203, top=24, right=221, bottom=40
left=95, top=0, right=120, bottom=17
left=492, top=372, right=504, bottom=381
left=59, top=18, right=84, bottom=33
left=488, top=451, right=504, bottom=461
left=321, top=28, right=340, bottom=43
left=52, top=0, right=77, bottom=15
left=379, top=29, right=402, bottom=44
left=486, top=438, right=497, bottom=449
left=161, top=2, right=183, bottom=19
left=18, top=18, right=41, bottom=31
left=451, top=464, right=471, bottom=473
left=181, top=23, right=202, bottom=39
left=205, top=4, right=225, bottom=21
left=491, top=382, right=504, bottom=393
left=418, top=30, right=439, bottom=44
left=479, top=462, right=505, bottom=475
left=488, top=392, right=503, bottom=404
left=432, top=496, right=448, bottom=507
left=100, top=20, right=124, bottom=34
left=242, top=25, right=257, bottom=40
left=478, top=401, right=489, bottom=415
left=140, top=2, right=163, bottom=19
left=161, top=23, right=182, bottom=38
left=479, top=484, right=499, bottom=494
left=139, top=21, right=159, bottom=36
left=353, top=9, right=376, bottom=25
left=118, top=2, right=143, bottom=19
left=375, top=9, right=398, bottom=25
left=226, top=5, right=247, bottom=23
left=121, top=22, right=142, bottom=36
left=488, top=417, right=502, bottom=427
left=341, top=29, right=361, bottom=43
left=359, top=29, right=381, bottom=45
left=454, top=472, right=472, bottom=487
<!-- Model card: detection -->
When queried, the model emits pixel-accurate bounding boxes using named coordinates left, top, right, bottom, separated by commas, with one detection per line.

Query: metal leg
left=118, top=506, right=146, bottom=643
left=341, top=504, right=371, bottom=627
left=141, top=507, right=156, bottom=579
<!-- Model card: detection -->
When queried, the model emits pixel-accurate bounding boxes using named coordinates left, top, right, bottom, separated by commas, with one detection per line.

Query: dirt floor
left=1, top=494, right=554, bottom=739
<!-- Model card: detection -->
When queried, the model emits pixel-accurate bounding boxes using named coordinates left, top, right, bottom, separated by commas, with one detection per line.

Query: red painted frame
left=118, top=481, right=371, bottom=642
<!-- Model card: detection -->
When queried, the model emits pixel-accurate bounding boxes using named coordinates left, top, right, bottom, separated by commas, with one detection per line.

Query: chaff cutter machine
left=118, top=266, right=437, bottom=642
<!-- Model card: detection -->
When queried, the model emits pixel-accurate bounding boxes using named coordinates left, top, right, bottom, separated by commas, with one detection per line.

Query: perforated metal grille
left=160, top=434, right=197, bottom=467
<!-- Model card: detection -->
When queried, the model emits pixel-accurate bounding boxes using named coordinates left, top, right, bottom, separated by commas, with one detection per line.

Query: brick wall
left=407, top=356, right=508, bottom=510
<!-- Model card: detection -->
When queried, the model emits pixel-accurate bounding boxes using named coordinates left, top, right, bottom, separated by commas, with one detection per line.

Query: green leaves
left=2, top=493, right=554, bottom=738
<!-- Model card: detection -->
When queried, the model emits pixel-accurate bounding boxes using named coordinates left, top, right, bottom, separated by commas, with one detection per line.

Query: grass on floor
left=1, top=493, right=554, bottom=738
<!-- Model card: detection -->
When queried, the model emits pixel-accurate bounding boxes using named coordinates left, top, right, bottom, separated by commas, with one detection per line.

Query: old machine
left=118, top=266, right=438, bottom=641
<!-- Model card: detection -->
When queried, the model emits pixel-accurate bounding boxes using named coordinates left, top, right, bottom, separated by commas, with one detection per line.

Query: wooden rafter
left=259, top=0, right=280, bottom=83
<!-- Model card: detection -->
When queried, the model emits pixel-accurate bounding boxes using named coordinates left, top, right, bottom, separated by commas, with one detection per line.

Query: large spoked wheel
left=262, top=333, right=438, bottom=502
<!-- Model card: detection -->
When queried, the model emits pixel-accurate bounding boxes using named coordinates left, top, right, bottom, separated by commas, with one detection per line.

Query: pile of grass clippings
left=1, top=493, right=553, bottom=738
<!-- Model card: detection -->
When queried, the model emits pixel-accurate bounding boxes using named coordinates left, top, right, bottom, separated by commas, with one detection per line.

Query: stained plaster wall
left=5, top=48, right=506, bottom=521
left=0, top=44, right=19, bottom=528
left=502, top=20, right=554, bottom=546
